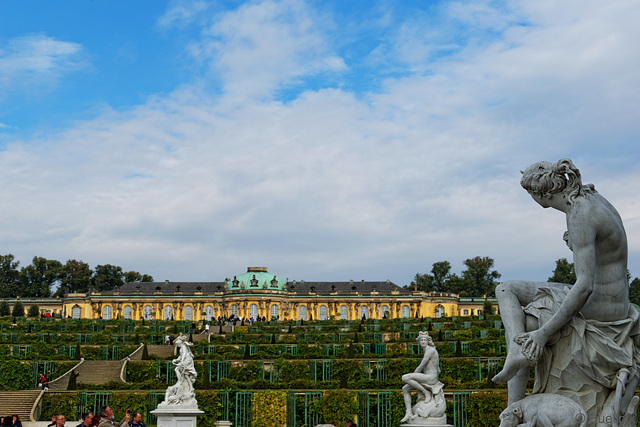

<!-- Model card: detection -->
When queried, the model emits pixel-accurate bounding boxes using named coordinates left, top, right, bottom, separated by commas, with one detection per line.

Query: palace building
left=50, top=267, right=495, bottom=321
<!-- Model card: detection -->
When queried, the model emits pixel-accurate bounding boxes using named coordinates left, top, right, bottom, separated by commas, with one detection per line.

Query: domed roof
left=225, top=267, right=286, bottom=291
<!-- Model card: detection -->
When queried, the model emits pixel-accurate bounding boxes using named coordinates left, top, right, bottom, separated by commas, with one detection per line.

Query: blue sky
left=0, top=0, right=639, bottom=286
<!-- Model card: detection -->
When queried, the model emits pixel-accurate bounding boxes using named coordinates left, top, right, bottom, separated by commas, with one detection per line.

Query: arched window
left=184, top=305, right=193, bottom=321
left=401, top=305, right=410, bottom=319
left=72, top=306, right=81, bottom=319
left=102, top=305, right=112, bottom=320
left=164, top=305, right=173, bottom=320
left=319, top=305, right=328, bottom=320
left=435, top=305, right=445, bottom=318
left=205, top=305, right=213, bottom=320
left=144, top=305, right=153, bottom=320
left=270, top=304, right=279, bottom=320
left=339, top=305, right=348, bottom=320
left=360, top=305, right=369, bottom=320
left=298, top=305, right=307, bottom=321
left=381, top=305, right=389, bottom=319
left=463, top=309, right=469, bottom=315
left=230, top=304, right=238, bottom=317
left=249, top=304, right=259, bottom=319
left=123, top=305, right=132, bottom=320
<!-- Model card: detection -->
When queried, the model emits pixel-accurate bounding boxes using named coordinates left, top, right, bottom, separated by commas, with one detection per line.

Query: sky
left=0, top=0, right=639, bottom=287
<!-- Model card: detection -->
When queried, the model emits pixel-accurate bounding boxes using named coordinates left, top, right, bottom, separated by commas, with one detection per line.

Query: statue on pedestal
left=158, top=333, right=198, bottom=408
left=400, top=331, right=449, bottom=426
left=493, top=159, right=640, bottom=427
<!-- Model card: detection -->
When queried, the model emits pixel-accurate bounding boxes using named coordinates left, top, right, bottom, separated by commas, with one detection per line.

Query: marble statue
left=493, top=159, right=640, bottom=427
left=158, top=333, right=198, bottom=408
left=400, top=331, right=450, bottom=426
left=498, top=393, right=587, bottom=427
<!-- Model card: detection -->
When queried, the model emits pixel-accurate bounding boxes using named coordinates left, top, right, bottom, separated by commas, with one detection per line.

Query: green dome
left=225, top=267, right=285, bottom=291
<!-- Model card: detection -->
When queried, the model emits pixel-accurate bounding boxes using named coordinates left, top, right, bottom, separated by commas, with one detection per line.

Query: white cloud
left=0, top=34, right=87, bottom=93
left=0, top=0, right=639, bottom=286
left=157, top=0, right=210, bottom=30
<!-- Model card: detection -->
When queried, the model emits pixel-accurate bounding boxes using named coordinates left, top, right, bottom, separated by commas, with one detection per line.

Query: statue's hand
left=514, top=330, right=546, bottom=366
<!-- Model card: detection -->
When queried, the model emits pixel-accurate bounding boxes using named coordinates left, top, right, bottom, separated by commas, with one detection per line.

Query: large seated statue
left=493, top=159, right=640, bottom=427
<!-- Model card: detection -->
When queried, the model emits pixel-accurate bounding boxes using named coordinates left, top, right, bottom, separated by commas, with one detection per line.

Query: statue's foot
left=492, top=350, right=529, bottom=384
left=400, top=413, right=413, bottom=423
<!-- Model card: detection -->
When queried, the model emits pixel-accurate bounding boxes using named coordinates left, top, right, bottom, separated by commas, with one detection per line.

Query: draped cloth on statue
left=524, top=287, right=640, bottom=426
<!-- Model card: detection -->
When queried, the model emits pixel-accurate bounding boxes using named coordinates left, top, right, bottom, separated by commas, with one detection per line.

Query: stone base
left=151, top=406, right=204, bottom=427
left=400, top=415, right=453, bottom=426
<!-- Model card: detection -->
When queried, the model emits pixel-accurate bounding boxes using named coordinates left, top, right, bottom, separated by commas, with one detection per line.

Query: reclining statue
left=493, top=159, right=640, bottom=426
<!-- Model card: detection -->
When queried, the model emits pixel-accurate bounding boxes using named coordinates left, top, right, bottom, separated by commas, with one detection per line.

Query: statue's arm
left=537, top=219, right=595, bottom=340
left=414, top=348, right=433, bottom=372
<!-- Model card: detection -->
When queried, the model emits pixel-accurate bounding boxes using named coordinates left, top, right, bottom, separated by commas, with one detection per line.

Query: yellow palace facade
left=56, top=267, right=496, bottom=322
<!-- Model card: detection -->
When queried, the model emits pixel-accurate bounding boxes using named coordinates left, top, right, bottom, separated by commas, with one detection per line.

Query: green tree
left=461, top=256, right=501, bottom=297
left=0, top=301, right=10, bottom=316
left=92, top=264, right=124, bottom=291
left=411, top=261, right=452, bottom=292
left=12, top=300, right=25, bottom=317
left=20, top=256, right=63, bottom=297
left=57, top=259, right=93, bottom=296
left=0, top=254, right=21, bottom=298
left=28, top=304, right=40, bottom=317
left=630, top=278, right=640, bottom=307
left=123, top=271, right=154, bottom=283
left=483, top=300, right=494, bottom=316
left=548, top=258, right=576, bottom=284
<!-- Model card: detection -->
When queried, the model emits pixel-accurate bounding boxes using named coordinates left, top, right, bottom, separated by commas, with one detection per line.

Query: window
left=249, top=304, right=259, bottom=318
left=164, top=305, right=173, bottom=320
left=230, top=304, right=238, bottom=317
left=205, top=305, right=213, bottom=320
left=102, top=305, right=112, bottom=320
left=184, top=305, right=193, bottom=321
left=72, top=306, right=81, bottom=319
left=435, top=305, right=445, bottom=318
left=144, top=305, right=153, bottom=320
left=123, top=305, right=132, bottom=320
left=381, top=305, right=389, bottom=319
left=360, top=305, right=369, bottom=320
left=270, top=304, right=279, bottom=320
left=339, top=305, right=348, bottom=320
left=319, top=305, right=328, bottom=320
left=298, top=305, right=307, bottom=321
left=401, top=305, right=410, bottom=319
left=463, top=309, right=469, bottom=315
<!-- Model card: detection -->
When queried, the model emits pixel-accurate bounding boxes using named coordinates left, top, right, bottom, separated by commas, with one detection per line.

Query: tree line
left=0, top=254, right=153, bottom=299
left=412, top=256, right=640, bottom=306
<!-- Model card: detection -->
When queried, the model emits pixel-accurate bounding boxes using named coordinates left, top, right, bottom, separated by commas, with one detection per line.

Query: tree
left=411, top=261, right=452, bottom=292
left=92, top=264, right=124, bottom=292
left=57, top=260, right=93, bottom=296
left=483, top=300, right=494, bottom=316
left=123, top=271, right=154, bottom=283
left=630, top=278, right=640, bottom=307
left=548, top=258, right=576, bottom=285
left=28, top=304, right=40, bottom=318
left=460, top=256, right=501, bottom=296
left=12, top=300, right=25, bottom=317
left=20, top=257, right=63, bottom=298
left=0, top=254, right=21, bottom=298
left=0, top=301, right=10, bottom=316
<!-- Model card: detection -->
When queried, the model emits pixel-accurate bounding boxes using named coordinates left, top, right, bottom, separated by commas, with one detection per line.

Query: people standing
left=97, top=406, right=130, bottom=427
left=11, top=415, right=21, bottom=427
left=75, top=413, right=92, bottom=427
left=128, top=412, right=145, bottom=427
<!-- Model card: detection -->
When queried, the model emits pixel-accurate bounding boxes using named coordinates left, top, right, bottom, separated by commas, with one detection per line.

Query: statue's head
left=520, top=159, right=592, bottom=207
left=417, top=330, right=434, bottom=347
left=174, top=333, right=190, bottom=346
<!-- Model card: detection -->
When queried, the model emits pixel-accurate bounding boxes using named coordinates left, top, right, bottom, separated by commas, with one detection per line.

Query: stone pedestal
left=151, top=406, right=204, bottom=427
left=400, top=415, right=453, bottom=427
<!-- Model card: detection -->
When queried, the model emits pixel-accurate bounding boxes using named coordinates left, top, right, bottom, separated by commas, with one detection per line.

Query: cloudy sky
left=0, top=0, right=639, bottom=287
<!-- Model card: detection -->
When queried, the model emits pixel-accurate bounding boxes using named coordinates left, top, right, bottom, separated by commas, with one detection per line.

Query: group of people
left=0, top=415, right=22, bottom=427
left=46, top=406, right=145, bottom=427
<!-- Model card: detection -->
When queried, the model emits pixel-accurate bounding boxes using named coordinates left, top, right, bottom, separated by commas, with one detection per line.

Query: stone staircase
left=146, top=345, right=176, bottom=358
left=0, top=390, right=42, bottom=421
left=48, top=360, right=126, bottom=390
